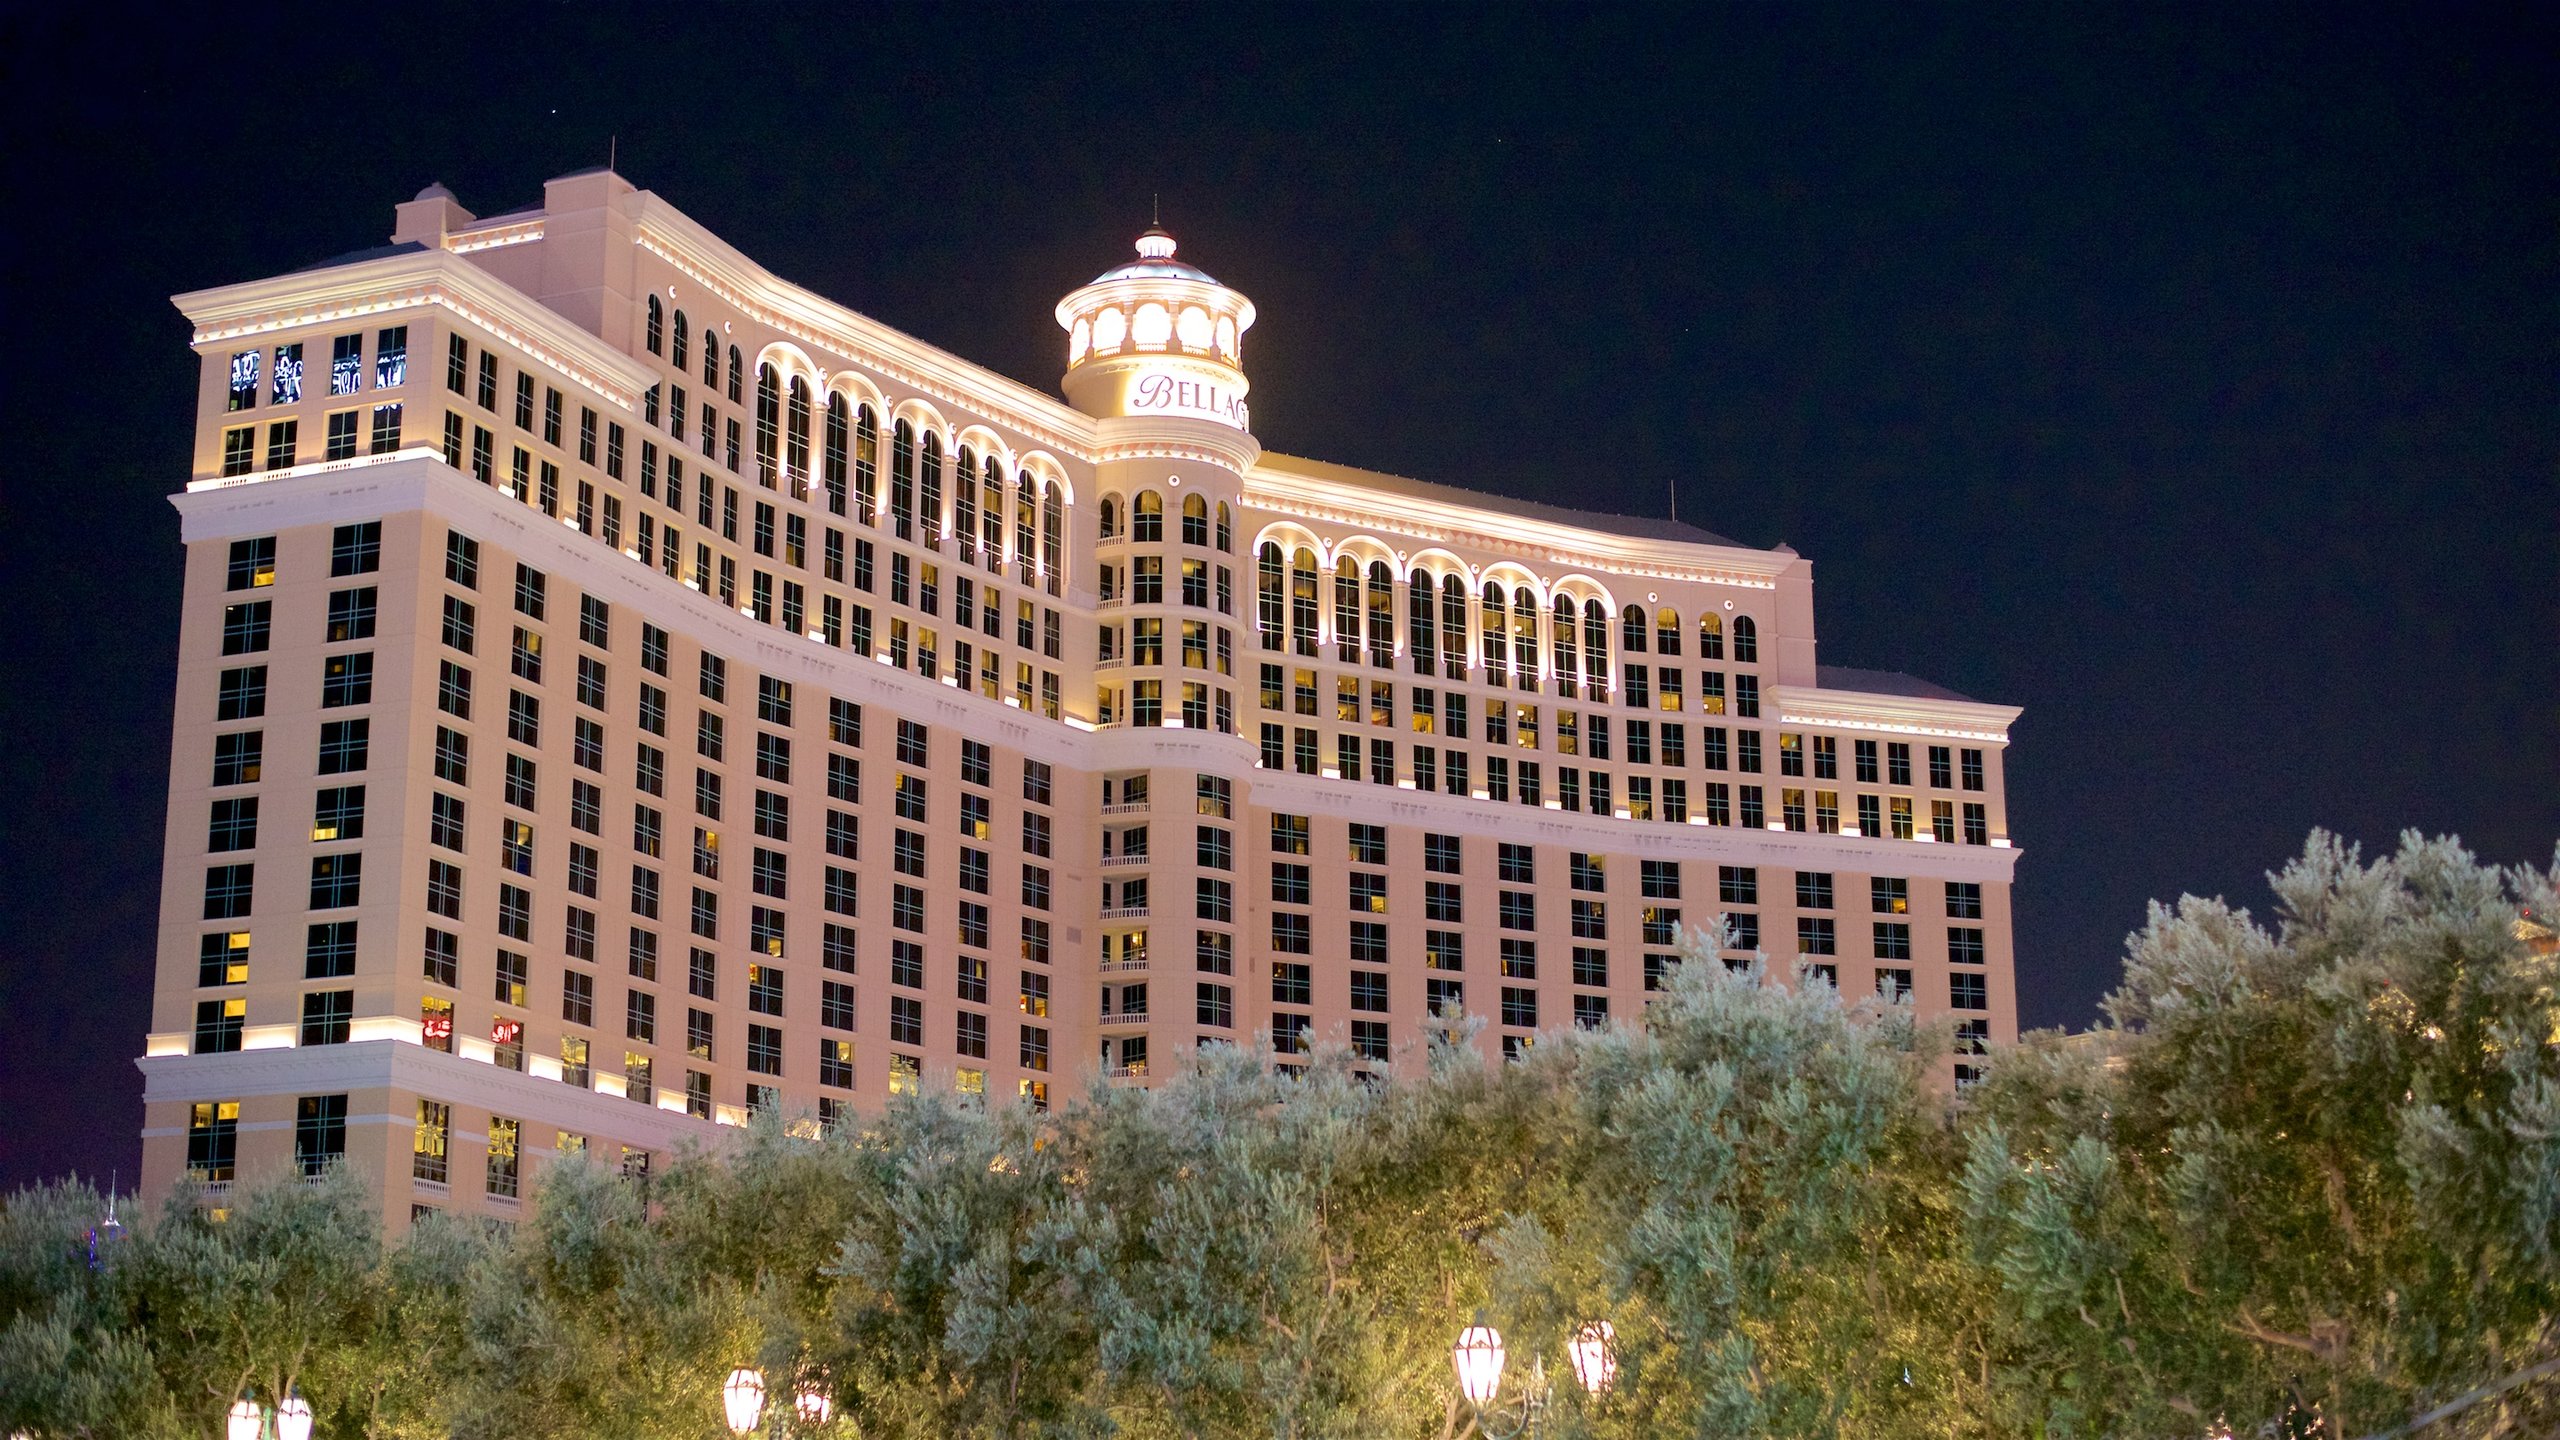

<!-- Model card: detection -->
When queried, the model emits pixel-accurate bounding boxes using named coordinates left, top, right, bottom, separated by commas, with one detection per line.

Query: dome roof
left=1087, top=227, right=1221, bottom=285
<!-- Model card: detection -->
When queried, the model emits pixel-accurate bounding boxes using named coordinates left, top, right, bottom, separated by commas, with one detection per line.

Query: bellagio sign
left=1127, top=371, right=1251, bottom=431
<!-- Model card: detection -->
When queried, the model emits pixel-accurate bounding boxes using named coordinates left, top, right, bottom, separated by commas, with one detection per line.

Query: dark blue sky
left=2, top=5, right=2551, bottom=1187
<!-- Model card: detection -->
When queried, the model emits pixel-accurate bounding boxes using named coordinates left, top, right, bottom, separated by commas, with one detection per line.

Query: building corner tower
left=1054, top=229, right=1260, bottom=1079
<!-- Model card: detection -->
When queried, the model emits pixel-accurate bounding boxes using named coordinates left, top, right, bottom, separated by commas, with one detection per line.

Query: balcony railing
left=1101, top=801, right=1150, bottom=816
left=1100, top=853, right=1150, bottom=869
left=1098, top=905, right=1151, bottom=921
left=1099, top=1011, right=1152, bottom=1028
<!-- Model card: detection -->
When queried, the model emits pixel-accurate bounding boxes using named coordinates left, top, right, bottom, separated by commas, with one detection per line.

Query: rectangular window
left=188, top=1100, right=241, bottom=1183
left=1951, top=972, right=1989, bottom=1010
left=299, top=989, right=353, bottom=1046
left=193, top=997, right=245, bottom=1053
left=330, top=521, right=382, bottom=577
left=304, top=920, right=357, bottom=978
left=487, top=1116, right=521, bottom=1198
left=295, top=1095, right=348, bottom=1176
left=319, top=650, right=373, bottom=709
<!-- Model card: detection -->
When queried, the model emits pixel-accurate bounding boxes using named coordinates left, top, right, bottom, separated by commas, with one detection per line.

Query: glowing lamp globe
left=1569, top=1319, right=1618, bottom=1394
left=722, top=1366, right=767, bottom=1433
left=274, top=1389, right=315, bottom=1440
left=795, top=1381, right=833, bottom=1423
left=1451, top=1317, right=1506, bottom=1405
left=226, top=1397, right=264, bottom=1440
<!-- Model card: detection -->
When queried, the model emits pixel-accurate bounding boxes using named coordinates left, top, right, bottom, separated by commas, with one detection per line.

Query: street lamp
left=1449, top=1313, right=1615, bottom=1438
left=793, top=1379, right=833, bottom=1424
left=723, top=1366, right=768, bottom=1434
left=1566, top=1320, right=1617, bottom=1397
left=223, top=1389, right=312, bottom=1440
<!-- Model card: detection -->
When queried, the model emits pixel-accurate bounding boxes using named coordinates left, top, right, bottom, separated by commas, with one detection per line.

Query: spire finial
left=1152, top=192, right=1160, bottom=226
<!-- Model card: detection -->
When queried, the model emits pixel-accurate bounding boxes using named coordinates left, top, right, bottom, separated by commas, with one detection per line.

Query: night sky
left=4, top=7, right=2551, bottom=1189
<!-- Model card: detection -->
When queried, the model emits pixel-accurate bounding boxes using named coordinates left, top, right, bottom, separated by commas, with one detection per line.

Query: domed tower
left=1057, top=228, right=1258, bottom=1084
left=1057, top=226, right=1258, bottom=441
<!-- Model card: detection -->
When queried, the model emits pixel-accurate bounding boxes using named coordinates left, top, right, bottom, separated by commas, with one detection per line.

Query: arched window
left=1622, top=604, right=1649, bottom=654
left=1482, top=582, right=1509, bottom=684
left=1366, top=560, right=1395, bottom=667
left=1732, top=615, right=1758, bottom=664
left=1289, top=548, right=1320, bottom=657
left=753, top=365, right=782, bottom=485
left=919, top=431, right=945, bottom=543
left=1698, top=612, right=1724, bottom=660
left=785, top=377, right=811, bottom=491
left=853, top=405, right=879, bottom=522
left=1216, top=502, right=1232, bottom=552
left=645, top=296, right=664, bottom=354
left=1133, top=491, right=1163, bottom=543
left=955, top=447, right=981, bottom=559
left=703, top=329, right=719, bottom=385
left=1553, top=595, right=1581, bottom=697
left=888, top=419, right=916, bottom=538
left=1408, top=569, right=1437, bottom=675
left=1181, top=493, right=1209, bottom=547
left=1583, top=599, right=1611, bottom=696
left=1041, top=483, right=1064, bottom=594
left=821, top=395, right=848, bottom=517
left=980, top=459, right=1005, bottom=567
left=1258, top=543, right=1285, bottom=649
left=1012, top=481, right=1036, bottom=578
left=1512, top=586, right=1540, bottom=683
left=1333, top=557, right=1362, bottom=663
left=671, top=311, right=690, bottom=372
left=1440, top=574, right=1470, bottom=678
left=1655, top=607, right=1681, bottom=657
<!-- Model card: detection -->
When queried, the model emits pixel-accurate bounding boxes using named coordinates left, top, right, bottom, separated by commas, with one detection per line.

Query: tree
left=1482, top=946, right=1991, bottom=1440
left=1963, top=832, right=2560, bottom=1436
left=0, top=1178, right=168, bottom=1438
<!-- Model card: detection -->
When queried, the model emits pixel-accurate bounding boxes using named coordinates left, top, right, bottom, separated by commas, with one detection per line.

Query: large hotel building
left=139, top=170, right=2021, bottom=1224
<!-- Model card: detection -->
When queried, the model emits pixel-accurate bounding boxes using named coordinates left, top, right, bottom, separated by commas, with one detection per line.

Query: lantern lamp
left=273, top=1388, right=314, bottom=1440
left=723, top=1366, right=767, bottom=1434
left=1568, top=1320, right=1617, bottom=1395
left=1451, top=1315, right=1507, bottom=1405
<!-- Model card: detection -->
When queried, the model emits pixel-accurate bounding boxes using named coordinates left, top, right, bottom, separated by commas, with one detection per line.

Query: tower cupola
left=1055, top=227, right=1256, bottom=432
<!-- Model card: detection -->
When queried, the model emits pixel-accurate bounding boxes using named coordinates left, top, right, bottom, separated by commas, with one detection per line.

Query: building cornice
left=1771, top=684, right=2021, bottom=744
left=1242, top=458, right=1793, bottom=588
left=624, top=193, right=1103, bottom=462
left=136, top=1040, right=727, bottom=1155
left=171, top=249, right=657, bottom=413
left=1245, top=765, right=2024, bottom=879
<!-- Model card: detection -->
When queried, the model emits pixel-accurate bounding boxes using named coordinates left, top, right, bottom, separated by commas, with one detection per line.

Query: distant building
left=139, top=171, right=2022, bottom=1226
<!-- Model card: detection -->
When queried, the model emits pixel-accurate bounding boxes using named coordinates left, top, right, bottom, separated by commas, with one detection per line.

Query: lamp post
left=724, top=1364, right=835, bottom=1436
left=1449, top=1312, right=1615, bottom=1438
left=223, top=1389, right=313, bottom=1440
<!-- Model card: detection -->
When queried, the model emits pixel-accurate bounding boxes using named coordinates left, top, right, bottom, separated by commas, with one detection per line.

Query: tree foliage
left=2, top=831, right=2551, bottom=1439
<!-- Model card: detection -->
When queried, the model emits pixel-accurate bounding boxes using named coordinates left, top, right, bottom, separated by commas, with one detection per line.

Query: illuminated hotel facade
left=139, top=170, right=2021, bottom=1225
